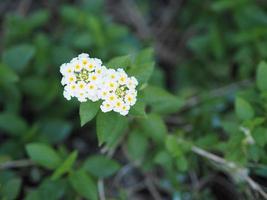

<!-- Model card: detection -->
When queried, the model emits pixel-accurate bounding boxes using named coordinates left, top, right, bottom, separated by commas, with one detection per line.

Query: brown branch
left=191, top=145, right=267, bottom=199
left=0, top=159, right=34, bottom=170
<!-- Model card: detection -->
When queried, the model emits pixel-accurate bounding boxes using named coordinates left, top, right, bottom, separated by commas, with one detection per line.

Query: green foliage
left=2, top=44, right=35, bottom=73
left=143, top=86, right=185, bottom=114
left=26, top=143, right=62, bottom=169
left=0, top=178, right=21, bottom=200
left=0, top=64, right=19, bottom=84
left=1, top=0, right=267, bottom=199
left=139, top=114, right=167, bottom=143
left=235, top=97, right=255, bottom=120
left=127, top=130, right=148, bottom=161
left=69, top=170, right=98, bottom=200
left=256, top=61, right=267, bottom=92
left=80, top=101, right=100, bottom=126
left=106, top=55, right=132, bottom=70
left=51, top=151, right=78, bottom=180
left=83, top=155, right=120, bottom=178
left=96, top=112, right=128, bottom=147
left=0, top=112, right=28, bottom=136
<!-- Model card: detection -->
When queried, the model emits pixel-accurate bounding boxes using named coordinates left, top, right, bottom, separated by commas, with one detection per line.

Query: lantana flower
left=60, top=53, right=138, bottom=116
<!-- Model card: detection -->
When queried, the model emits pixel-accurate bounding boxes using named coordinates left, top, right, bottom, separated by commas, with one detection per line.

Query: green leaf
left=128, top=48, right=155, bottom=85
left=1, top=178, right=21, bottom=200
left=2, top=44, right=35, bottom=73
left=129, top=99, right=146, bottom=117
left=154, top=151, right=173, bottom=169
left=51, top=151, right=78, bottom=180
left=0, top=64, right=19, bottom=84
left=96, top=112, right=128, bottom=147
left=127, top=130, right=148, bottom=161
left=253, top=128, right=267, bottom=147
left=39, top=119, right=73, bottom=144
left=235, top=97, right=254, bottom=120
left=0, top=112, right=28, bottom=136
left=28, top=10, right=50, bottom=29
left=256, top=61, right=267, bottom=92
left=26, top=143, right=62, bottom=169
left=25, top=179, right=67, bottom=200
left=69, top=170, right=98, bottom=200
left=83, top=155, right=120, bottom=178
left=80, top=101, right=100, bottom=126
left=165, top=135, right=182, bottom=157
left=138, top=114, right=167, bottom=143
left=143, top=86, right=184, bottom=114
left=106, top=55, right=132, bottom=70
left=175, top=156, right=188, bottom=172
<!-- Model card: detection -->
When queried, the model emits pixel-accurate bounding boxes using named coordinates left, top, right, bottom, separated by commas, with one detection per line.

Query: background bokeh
left=1, top=0, right=267, bottom=199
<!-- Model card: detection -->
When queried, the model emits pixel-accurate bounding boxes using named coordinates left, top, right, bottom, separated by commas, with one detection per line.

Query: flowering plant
left=60, top=53, right=138, bottom=116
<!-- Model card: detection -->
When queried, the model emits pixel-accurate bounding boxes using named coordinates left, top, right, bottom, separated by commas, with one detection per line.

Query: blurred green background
left=1, top=0, right=267, bottom=199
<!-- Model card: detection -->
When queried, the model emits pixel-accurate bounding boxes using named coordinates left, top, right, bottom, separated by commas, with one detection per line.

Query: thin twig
left=191, top=145, right=267, bottom=199
left=0, top=159, right=34, bottom=170
left=98, top=179, right=106, bottom=200
left=145, top=175, right=163, bottom=200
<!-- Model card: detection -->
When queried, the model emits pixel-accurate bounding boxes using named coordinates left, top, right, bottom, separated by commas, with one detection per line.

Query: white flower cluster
left=60, top=53, right=138, bottom=116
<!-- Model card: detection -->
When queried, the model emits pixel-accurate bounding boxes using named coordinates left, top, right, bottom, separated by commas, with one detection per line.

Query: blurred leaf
left=2, top=44, right=35, bottom=73
left=72, top=33, right=92, bottom=49
left=25, top=179, right=67, bottom=200
left=83, top=155, right=120, bottom=178
left=235, top=97, right=254, bottom=120
left=39, top=119, right=72, bottom=144
left=256, top=61, right=267, bottom=92
left=175, top=156, right=188, bottom=172
left=106, top=55, right=132, bottom=70
left=60, top=6, right=82, bottom=24
left=138, top=114, right=167, bottom=142
left=253, top=128, right=267, bottom=147
left=154, top=150, right=173, bottom=169
left=21, top=77, right=47, bottom=98
left=0, top=112, right=27, bottom=136
left=96, top=112, right=128, bottom=147
left=165, top=135, right=191, bottom=157
left=0, top=178, right=21, bottom=200
left=69, top=170, right=98, bottom=200
left=0, top=64, right=18, bottom=84
left=51, top=151, right=77, bottom=180
left=127, top=130, right=148, bottom=161
left=143, top=86, right=184, bottom=114
left=166, top=135, right=182, bottom=157
left=80, top=101, right=100, bottom=126
left=211, top=0, right=248, bottom=12
left=26, top=143, right=61, bottom=169
left=51, top=46, right=75, bottom=66
left=28, top=10, right=50, bottom=29
left=129, top=99, right=146, bottom=117
left=128, top=48, right=155, bottom=85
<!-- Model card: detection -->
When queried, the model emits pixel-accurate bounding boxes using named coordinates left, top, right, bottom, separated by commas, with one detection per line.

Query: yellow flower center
left=88, top=64, right=94, bottom=69
left=79, top=84, right=84, bottom=89
left=105, top=104, right=110, bottom=108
